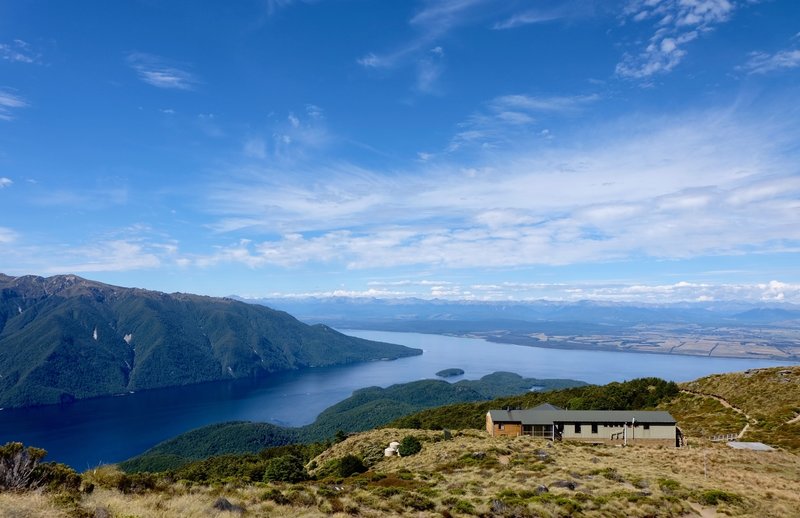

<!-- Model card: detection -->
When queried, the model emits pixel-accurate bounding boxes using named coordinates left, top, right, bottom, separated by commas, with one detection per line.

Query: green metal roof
left=488, top=406, right=675, bottom=425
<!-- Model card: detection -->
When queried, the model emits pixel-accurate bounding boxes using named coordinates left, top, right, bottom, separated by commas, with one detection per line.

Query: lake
left=0, top=330, right=794, bottom=468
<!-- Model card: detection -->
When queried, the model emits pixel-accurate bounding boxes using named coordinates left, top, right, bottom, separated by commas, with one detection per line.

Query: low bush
left=0, top=442, right=80, bottom=493
left=0, top=442, right=47, bottom=491
left=696, top=489, right=742, bottom=506
left=338, top=455, right=367, bottom=478
left=263, top=454, right=308, bottom=483
left=398, top=435, right=422, bottom=456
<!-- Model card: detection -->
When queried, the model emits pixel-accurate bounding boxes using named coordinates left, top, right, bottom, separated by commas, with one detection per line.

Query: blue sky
left=1, top=0, right=800, bottom=303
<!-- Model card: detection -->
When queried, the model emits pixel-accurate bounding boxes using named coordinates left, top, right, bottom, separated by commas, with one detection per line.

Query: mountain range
left=0, top=274, right=420, bottom=408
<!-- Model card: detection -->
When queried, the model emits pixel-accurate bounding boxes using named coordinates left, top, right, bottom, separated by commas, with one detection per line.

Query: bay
left=0, top=330, right=793, bottom=469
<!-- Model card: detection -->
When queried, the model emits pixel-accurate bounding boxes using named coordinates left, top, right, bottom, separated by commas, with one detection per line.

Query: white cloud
left=202, top=106, right=800, bottom=271
left=357, top=52, right=384, bottom=68
left=493, top=10, right=562, bottom=30
left=741, top=49, right=800, bottom=74
left=30, top=186, right=128, bottom=208
left=0, top=90, right=28, bottom=121
left=448, top=93, right=598, bottom=151
left=490, top=94, right=600, bottom=113
left=0, top=39, right=40, bottom=63
left=416, top=47, right=445, bottom=93
left=37, top=240, right=167, bottom=274
left=616, top=0, right=735, bottom=79
left=252, top=279, right=800, bottom=303
left=0, top=227, right=17, bottom=244
left=243, top=137, right=267, bottom=159
left=0, top=177, right=12, bottom=188
left=356, top=0, right=493, bottom=86
left=127, top=53, right=198, bottom=90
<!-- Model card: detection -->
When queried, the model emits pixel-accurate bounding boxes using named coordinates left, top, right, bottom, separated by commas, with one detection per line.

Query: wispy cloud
left=199, top=106, right=800, bottom=272
left=262, top=0, right=321, bottom=15
left=616, top=0, right=736, bottom=79
left=42, top=240, right=164, bottom=273
left=741, top=48, right=800, bottom=74
left=358, top=279, right=800, bottom=303
left=415, top=46, right=445, bottom=93
left=0, top=227, right=17, bottom=244
left=493, top=10, right=564, bottom=30
left=29, top=186, right=128, bottom=209
left=127, top=52, right=198, bottom=90
left=0, top=39, right=40, bottom=63
left=448, top=93, right=599, bottom=151
left=0, top=177, right=12, bottom=188
left=492, top=1, right=593, bottom=30
left=0, top=89, right=28, bottom=121
left=233, top=106, right=331, bottom=164
left=357, top=0, right=496, bottom=93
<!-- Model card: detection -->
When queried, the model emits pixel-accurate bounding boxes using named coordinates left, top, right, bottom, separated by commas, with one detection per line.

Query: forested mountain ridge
left=0, top=274, right=420, bottom=408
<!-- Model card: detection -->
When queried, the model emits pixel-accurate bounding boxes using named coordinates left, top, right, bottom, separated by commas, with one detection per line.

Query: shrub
left=402, top=492, right=435, bottom=511
left=264, top=455, right=308, bottom=483
left=0, top=442, right=47, bottom=491
left=398, top=436, right=422, bottom=456
left=658, top=478, right=681, bottom=492
left=453, top=499, right=476, bottom=514
left=35, top=462, right=81, bottom=492
left=262, top=488, right=290, bottom=504
left=697, top=489, right=742, bottom=506
left=338, top=455, right=367, bottom=478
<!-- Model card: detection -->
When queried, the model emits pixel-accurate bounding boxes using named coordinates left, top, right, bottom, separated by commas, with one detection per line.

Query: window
left=498, top=424, right=505, bottom=430
left=643, top=424, right=650, bottom=430
left=591, top=424, right=598, bottom=434
left=574, top=424, right=581, bottom=433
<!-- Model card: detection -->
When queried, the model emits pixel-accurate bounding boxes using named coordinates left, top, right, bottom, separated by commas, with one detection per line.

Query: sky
left=1, top=0, right=800, bottom=304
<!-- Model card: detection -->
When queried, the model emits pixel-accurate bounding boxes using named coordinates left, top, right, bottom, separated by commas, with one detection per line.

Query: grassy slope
left=5, top=429, right=799, bottom=517
left=679, top=366, right=800, bottom=451
left=2, top=367, right=798, bottom=517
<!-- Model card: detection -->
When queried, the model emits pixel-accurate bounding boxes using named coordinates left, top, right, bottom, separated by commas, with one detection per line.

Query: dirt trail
left=680, top=389, right=756, bottom=439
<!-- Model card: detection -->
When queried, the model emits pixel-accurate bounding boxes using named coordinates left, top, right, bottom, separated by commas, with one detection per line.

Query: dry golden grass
left=2, top=427, right=798, bottom=517
left=681, top=366, right=800, bottom=451
left=0, top=491, right=71, bottom=518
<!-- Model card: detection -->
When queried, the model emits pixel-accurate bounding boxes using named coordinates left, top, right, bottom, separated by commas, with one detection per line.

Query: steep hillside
left=0, top=274, right=420, bottom=408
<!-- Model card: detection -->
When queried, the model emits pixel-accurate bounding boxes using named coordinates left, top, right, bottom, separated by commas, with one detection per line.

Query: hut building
left=486, top=403, right=680, bottom=447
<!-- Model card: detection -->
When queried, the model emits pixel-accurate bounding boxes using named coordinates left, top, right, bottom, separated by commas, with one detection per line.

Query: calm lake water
left=0, top=330, right=794, bottom=469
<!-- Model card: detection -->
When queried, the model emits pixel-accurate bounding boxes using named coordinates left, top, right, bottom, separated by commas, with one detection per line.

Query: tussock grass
left=0, top=491, right=70, bottom=518
left=681, top=366, right=800, bottom=451
left=2, top=428, right=797, bottom=517
left=2, top=367, right=797, bottom=516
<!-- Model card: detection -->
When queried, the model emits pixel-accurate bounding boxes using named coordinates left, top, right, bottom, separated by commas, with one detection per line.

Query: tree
left=337, top=455, right=366, bottom=477
left=263, top=455, right=308, bottom=483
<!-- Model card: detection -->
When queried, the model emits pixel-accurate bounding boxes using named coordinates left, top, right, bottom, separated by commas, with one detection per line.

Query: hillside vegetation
left=121, top=372, right=586, bottom=472
left=3, top=427, right=799, bottom=517
left=1, top=366, right=798, bottom=517
left=0, top=274, right=419, bottom=408
left=679, top=366, right=800, bottom=451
